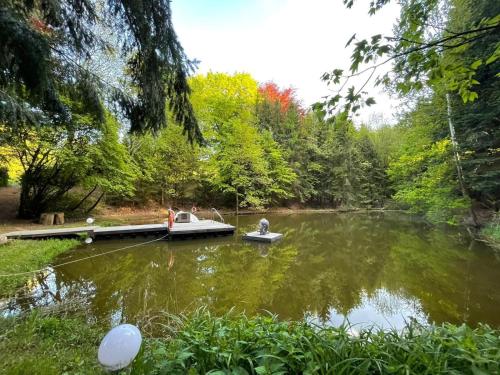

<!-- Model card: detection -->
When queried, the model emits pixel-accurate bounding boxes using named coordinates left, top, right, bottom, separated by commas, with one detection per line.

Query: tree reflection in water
left=5, top=212, right=500, bottom=329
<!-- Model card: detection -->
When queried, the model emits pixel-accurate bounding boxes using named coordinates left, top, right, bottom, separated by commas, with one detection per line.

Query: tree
left=0, top=111, right=135, bottom=218
left=387, top=98, right=468, bottom=223
left=319, top=0, right=500, bottom=114
left=0, top=0, right=201, bottom=141
left=444, top=0, right=500, bottom=210
left=189, top=72, right=258, bottom=139
left=127, top=124, right=201, bottom=206
left=190, top=73, right=295, bottom=211
left=209, top=119, right=270, bottom=213
left=259, top=130, right=296, bottom=205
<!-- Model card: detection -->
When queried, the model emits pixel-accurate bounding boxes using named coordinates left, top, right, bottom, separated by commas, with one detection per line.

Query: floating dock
left=243, top=231, right=283, bottom=243
left=3, top=221, right=235, bottom=241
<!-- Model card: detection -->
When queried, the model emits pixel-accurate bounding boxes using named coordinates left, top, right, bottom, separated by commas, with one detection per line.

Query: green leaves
left=131, top=312, right=500, bottom=374
left=321, top=0, right=500, bottom=114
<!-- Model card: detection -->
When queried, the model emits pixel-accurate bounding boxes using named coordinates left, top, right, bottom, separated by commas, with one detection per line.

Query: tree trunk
left=71, top=185, right=97, bottom=211
left=39, top=213, right=55, bottom=225
left=54, top=212, right=65, bottom=225
left=85, top=192, right=105, bottom=214
left=446, top=93, right=479, bottom=227
left=235, top=188, right=239, bottom=216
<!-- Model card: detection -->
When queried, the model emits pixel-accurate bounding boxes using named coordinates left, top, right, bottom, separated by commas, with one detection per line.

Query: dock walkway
left=3, top=220, right=235, bottom=240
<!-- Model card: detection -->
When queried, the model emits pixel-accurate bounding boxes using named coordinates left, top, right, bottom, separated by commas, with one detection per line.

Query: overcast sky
left=172, top=0, right=401, bottom=124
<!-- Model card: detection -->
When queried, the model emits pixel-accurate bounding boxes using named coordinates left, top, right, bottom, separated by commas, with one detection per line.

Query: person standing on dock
left=167, top=208, right=175, bottom=230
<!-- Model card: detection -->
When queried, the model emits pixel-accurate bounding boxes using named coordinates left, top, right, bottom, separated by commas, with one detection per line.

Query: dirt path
left=0, top=186, right=19, bottom=222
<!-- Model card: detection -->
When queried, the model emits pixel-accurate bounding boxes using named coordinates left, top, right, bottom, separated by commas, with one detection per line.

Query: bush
left=132, top=311, right=500, bottom=374
left=481, top=213, right=500, bottom=249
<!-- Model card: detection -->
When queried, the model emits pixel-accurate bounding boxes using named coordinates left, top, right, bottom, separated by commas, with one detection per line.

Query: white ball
left=85, top=237, right=93, bottom=244
left=86, top=217, right=95, bottom=225
left=98, top=324, right=142, bottom=371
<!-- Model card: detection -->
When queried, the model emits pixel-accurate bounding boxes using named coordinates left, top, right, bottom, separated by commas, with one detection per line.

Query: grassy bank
left=0, top=311, right=106, bottom=374
left=0, top=239, right=80, bottom=297
left=481, top=215, right=500, bottom=249
left=1, top=310, right=499, bottom=374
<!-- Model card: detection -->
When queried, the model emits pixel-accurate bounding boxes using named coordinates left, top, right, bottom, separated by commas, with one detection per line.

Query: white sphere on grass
left=84, top=237, right=93, bottom=244
left=86, top=217, right=94, bottom=225
left=98, top=324, right=142, bottom=371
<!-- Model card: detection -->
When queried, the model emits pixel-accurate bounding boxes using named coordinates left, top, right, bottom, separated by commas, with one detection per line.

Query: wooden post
left=54, top=212, right=65, bottom=225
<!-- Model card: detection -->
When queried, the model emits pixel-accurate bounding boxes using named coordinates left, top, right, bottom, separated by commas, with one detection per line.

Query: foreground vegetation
left=0, top=311, right=105, bottom=374
left=0, top=239, right=79, bottom=297
left=1, top=309, right=499, bottom=374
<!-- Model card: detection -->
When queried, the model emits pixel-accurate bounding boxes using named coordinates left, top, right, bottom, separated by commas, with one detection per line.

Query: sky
left=171, top=0, right=401, bottom=124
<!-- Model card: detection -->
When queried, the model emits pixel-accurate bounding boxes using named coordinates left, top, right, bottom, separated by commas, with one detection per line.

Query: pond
left=5, top=212, right=500, bottom=329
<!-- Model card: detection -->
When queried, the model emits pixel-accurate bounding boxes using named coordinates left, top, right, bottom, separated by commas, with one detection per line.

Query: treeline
left=126, top=73, right=392, bottom=213
left=1, top=72, right=393, bottom=217
left=1, top=64, right=498, bottom=223
left=1, top=0, right=498, bottom=224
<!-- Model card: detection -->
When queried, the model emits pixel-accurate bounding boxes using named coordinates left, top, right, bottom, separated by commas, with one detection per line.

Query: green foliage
left=322, top=0, right=500, bottom=114
left=481, top=213, right=500, bottom=248
left=445, top=0, right=500, bottom=209
left=0, top=239, right=79, bottom=297
left=386, top=98, right=469, bottom=223
left=209, top=119, right=271, bottom=209
left=190, top=73, right=295, bottom=210
left=128, top=124, right=201, bottom=205
left=2, top=309, right=499, bottom=375
left=390, top=139, right=468, bottom=223
left=0, top=0, right=200, bottom=140
left=0, top=110, right=136, bottom=218
left=132, top=311, right=500, bottom=374
left=0, top=311, right=105, bottom=375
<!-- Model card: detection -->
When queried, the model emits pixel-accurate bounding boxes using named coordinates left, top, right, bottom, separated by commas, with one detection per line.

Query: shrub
left=132, top=311, right=500, bottom=374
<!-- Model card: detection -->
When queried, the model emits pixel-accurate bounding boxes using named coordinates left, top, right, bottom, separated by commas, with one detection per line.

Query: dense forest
left=0, top=0, right=499, bottom=227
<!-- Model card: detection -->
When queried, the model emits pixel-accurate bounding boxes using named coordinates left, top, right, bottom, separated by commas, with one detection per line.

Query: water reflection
left=4, top=212, right=500, bottom=328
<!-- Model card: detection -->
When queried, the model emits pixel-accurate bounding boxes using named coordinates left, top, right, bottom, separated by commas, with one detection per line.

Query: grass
left=0, top=310, right=106, bottom=375
left=0, top=309, right=499, bottom=374
left=481, top=215, right=500, bottom=249
left=0, top=239, right=80, bottom=297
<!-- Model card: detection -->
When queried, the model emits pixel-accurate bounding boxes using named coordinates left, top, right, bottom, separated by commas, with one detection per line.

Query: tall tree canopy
left=0, top=0, right=201, bottom=141
left=319, top=0, right=500, bottom=114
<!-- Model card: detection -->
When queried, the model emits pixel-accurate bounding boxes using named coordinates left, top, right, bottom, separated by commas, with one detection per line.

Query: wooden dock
left=3, top=220, right=235, bottom=241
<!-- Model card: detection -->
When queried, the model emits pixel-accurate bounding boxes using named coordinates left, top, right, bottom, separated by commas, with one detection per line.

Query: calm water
left=5, top=212, right=500, bottom=329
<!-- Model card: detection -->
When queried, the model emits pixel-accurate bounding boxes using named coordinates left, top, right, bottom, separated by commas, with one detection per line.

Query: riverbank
left=0, top=239, right=80, bottom=298
left=1, top=308, right=499, bottom=374
left=480, top=214, right=500, bottom=250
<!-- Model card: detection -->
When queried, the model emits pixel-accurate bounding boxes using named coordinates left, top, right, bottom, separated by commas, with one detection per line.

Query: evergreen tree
left=0, top=0, right=200, bottom=141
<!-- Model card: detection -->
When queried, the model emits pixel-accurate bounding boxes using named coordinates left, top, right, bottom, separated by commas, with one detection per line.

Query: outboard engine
left=259, top=218, right=269, bottom=235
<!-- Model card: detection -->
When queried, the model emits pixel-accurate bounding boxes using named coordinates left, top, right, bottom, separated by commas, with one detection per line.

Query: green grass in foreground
left=0, top=311, right=106, bottom=375
left=133, top=312, right=500, bottom=374
left=3, top=309, right=499, bottom=375
left=0, top=239, right=79, bottom=297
